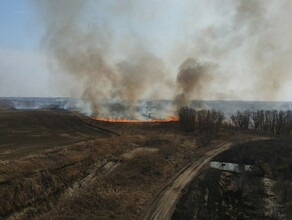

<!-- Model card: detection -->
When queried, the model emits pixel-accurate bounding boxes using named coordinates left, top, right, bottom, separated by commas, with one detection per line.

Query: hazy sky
left=1, top=0, right=292, bottom=101
left=0, top=0, right=50, bottom=96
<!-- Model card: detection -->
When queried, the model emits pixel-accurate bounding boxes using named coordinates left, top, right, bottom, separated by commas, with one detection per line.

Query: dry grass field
left=0, top=108, right=287, bottom=220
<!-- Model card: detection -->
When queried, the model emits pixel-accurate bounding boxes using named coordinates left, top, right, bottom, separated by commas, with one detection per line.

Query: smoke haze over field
left=1, top=0, right=292, bottom=115
left=31, top=0, right=174, bottom=116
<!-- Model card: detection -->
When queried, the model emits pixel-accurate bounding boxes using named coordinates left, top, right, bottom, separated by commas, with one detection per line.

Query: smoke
left=31, top=0, right=112, bottom=115
left=28, top=0, right=292, bottom=118
left=234, top=0, right=292, bottom=99
left=175, top=58, right=216, bottom=107
left=179, top=0, right=292, bottom=101
left=116, top=52, right=168, bottom=114
left=30, top=0, right=171, bottom=117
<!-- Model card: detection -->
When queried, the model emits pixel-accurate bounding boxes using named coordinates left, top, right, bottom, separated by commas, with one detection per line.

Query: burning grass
left=91, top=116, right=178, bottom=123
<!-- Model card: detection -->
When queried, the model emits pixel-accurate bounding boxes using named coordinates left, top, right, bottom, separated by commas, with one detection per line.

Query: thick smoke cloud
left=29, top=0, right=292, bottom=117
left=180, top=0, right=292, bottom=101
left=31, top=0, right=170, bottom=117
left=175, top=58, right=216, bottom=107
left=116, top=53, right=167, bottom=114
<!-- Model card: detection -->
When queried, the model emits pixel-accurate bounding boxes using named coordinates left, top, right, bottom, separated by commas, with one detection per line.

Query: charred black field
left=0, top=99, right=292, bottom=220
left=0, top=109, right=109, bottom=160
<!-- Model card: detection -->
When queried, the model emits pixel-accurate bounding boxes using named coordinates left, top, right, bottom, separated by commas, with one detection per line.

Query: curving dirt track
left=140, top=139, right=266, bottom=220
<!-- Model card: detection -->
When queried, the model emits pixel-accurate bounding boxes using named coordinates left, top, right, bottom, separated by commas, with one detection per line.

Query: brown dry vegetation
left=173, top=139, right=292, bottom=219
left=0, top=109, right=195, bottom=219
left=0, top=109, right=276, bottom=219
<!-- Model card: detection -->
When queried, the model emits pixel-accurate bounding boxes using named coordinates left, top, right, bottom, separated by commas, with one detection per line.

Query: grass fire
left=91, top=116, right=178, bottom=123
left=1, top=0, right=292, bottom=220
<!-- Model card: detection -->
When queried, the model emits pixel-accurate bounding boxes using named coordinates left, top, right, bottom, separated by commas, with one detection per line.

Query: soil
left=0, top=109, right=109, bottom=160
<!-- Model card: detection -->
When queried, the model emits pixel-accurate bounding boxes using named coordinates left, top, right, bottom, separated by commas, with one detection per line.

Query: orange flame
left=91, top=116, right=178, bottom=123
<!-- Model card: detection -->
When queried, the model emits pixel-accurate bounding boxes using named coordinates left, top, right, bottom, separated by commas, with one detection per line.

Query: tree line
left=231, top=110, right=292, bottom=134
left=178, top=106, right=224, bottom=145
left=178, top=107, right=292, bottom=145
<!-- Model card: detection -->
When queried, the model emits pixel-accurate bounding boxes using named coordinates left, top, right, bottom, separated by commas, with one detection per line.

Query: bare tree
left=211, top=110, right=224, bottom=132
left=246, top=109, right=292, bottom=135
left=178, top=106, right=196, bottom=131
left=197, top=110, right=224, bottom=145
left=251, top=110, right=264, bottom=131
left=197, top=110, right=214, bottom=145
left=178, top=107, right=225, bottom=145
left=231, top=110, right=251, bottom=129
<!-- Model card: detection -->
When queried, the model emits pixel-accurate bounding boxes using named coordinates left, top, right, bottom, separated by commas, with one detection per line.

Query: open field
left=3, top=0, right=292, bottom=219
left=0, top=108, right=290, bottom=219
left=0, top=109, right=109, bottom=160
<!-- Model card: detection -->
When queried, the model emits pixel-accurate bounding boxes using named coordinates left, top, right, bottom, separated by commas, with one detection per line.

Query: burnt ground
left=172, top=139, right=292, bottom=220
left=0, top=109, right=110, bottom=160
left=0, top=108, right=267, bottom=220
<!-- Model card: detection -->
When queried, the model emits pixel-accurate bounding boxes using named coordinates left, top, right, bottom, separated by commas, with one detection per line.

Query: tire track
left=140, top=138, right=268, bottom=220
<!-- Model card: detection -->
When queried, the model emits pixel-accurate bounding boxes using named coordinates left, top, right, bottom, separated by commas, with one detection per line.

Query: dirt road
left=139, top=141, right=244, bottom=220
